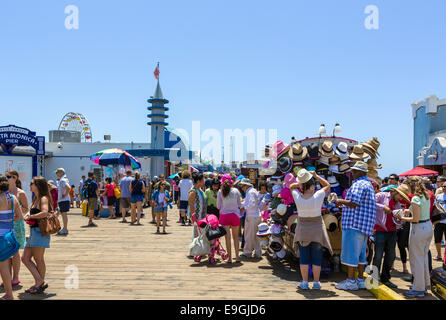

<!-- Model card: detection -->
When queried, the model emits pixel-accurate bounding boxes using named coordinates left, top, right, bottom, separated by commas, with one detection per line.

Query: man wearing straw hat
left=335, top=161, right=376, bottom=291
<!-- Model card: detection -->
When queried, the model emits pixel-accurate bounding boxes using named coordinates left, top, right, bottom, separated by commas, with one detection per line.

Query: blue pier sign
left=0, top=125, right=45, bottom=155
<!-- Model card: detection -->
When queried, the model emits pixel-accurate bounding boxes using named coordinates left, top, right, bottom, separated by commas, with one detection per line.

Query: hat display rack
left=258, top=136, right=382, bottom=262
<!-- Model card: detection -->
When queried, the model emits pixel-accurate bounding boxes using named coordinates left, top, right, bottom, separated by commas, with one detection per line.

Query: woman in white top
left=217, top=174, right=242, bottom=263
left=290, top=170, right=331, bottom=290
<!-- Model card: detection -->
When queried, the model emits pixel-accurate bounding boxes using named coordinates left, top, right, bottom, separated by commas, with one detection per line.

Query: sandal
left=25, top=286, right=37, bottom=294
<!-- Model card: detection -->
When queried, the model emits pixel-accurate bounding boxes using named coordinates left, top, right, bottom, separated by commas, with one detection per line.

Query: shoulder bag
left=189, top=223, right=211, bottom=256
left=0, top=194, right=19, bottom=262
left=37, top=199, right=62, bottom=236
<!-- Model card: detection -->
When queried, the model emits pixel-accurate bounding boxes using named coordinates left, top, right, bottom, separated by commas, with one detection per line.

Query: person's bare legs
left=347, top=266, right=356, bottom=280
left=108, top=205, right=115, bottom=218
left=162, top=211, right=167, bottom=232
left=136, top=202, right=143, bottom=224
left=312, top=266, right=321, bottom=282
left=130, top=203, right=137, bottom=224
left=0, top=260, right=13, bottom=300
left=300, top=264, right=309, bottom=282
left=21, top=247, right=45, bottom=288
left=156, top=213, right=161, bottom=232
left=11, top=252, right=21, bottom=283
left=224, top=226, right=232, bottom=262
left=232, top=225, right=240, bottom=262
left=121, top=205, right=127, bottom=222
left=436, top=243, right=443, bottom=259
left=358, top=264, right=365, bottom=280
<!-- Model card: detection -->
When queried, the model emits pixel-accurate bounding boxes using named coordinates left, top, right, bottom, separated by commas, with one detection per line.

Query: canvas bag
left=189, top=223, right=211, bottom=256
left=0, top=194, right=19, bottom=262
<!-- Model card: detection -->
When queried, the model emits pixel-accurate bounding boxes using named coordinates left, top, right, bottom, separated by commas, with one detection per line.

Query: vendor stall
left=257, top=135, right=382, bottom=274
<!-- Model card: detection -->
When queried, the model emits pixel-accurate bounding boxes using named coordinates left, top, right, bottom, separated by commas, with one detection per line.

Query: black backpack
left=82, top=180, right=94, bottom=199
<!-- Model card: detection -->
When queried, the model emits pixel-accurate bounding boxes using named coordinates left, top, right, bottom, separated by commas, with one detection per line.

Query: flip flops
left=0, top=280, right=20, bottom=288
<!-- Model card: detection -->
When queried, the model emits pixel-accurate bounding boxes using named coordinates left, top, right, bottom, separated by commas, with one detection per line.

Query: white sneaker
left=335, top=279, right=359, bottom=291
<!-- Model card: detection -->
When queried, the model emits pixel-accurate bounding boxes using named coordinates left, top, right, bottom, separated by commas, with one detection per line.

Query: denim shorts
left=130, top=194, right=144, bottom=203
left=179, top=200, right=188, bottom=211
left=58, top=200, right=70, bottom=213
left=26, top=227, right=50, bottom=249
left=298, top=242, right=323, bottom=266
left=341, top=228, right=368, bottom=267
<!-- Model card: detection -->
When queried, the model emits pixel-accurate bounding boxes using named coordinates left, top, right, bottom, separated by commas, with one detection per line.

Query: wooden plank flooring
left=5, top=208, right=376, bottom=300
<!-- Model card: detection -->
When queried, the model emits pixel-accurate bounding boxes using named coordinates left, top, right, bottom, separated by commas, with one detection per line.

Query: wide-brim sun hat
left=221, top=174, right=233, bottom=186
left=349, top=145, right=368, bottom=160
left=367, top=158, right=382, bottom=170
left=296, top=168, right=312, bottom=184
left=350, top=161, right=368, bottom=172
left=362, top=137, right=381, bottom=157
left=276, top=204, right=287, bottom=216
left=271, top=140, right=291, bottom=159
left=323, top=214, right=338, bottom=232
left=390, top=184, right=411, bottom=204
left=278, top=157, right=293, bottom=173
left=239, top=178, right=253, bottom=187
left=284, top=173, right=297, bottom=189
left=319, top=156, right=330, bottom=166
left=335, top=141, right=349, bottom=158
left=288, top=143, right=308, bottom=162
left=338, top=160, right=351, bottom=173
left=327, top=176, right=340, bottom=188
left=319, top=140, right=335, bottom=158
left=307, top=143, right=320, bottom=160
left=256, top=222, right=271, bottom=236
left=276, top=248, right=286, bottom=259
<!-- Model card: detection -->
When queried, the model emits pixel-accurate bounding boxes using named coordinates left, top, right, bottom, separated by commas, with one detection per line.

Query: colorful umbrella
left=90, top=148, right=141, bottom=169
left=168, top=173, right=179, bottom=179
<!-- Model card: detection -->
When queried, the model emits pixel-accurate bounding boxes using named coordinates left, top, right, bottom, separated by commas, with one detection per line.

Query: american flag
left=154, top=62, right=160, bottom=80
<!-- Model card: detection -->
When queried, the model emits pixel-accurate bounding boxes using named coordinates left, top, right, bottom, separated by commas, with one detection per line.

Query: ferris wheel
left=58, top=112, right=93, bottom=142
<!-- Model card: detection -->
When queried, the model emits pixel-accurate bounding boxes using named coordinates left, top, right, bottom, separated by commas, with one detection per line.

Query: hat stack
left=349, top=144, right=368, bottom=162
left=366, top=158, right=382, bottom=180
left=361, top=137, right=381, bottom=159
left=270, top=140, right=290, bottom=160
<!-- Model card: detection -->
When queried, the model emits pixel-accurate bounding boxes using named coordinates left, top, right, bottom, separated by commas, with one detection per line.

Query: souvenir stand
left=257, top=136, right=382, bottom=274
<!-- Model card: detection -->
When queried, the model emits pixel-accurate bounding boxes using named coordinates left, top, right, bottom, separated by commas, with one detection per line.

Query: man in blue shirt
left=83, top=172, right=99, bottom=227
left=335, top=161, right=376, bottom=291
left=119, top=170, right=134, bottom=223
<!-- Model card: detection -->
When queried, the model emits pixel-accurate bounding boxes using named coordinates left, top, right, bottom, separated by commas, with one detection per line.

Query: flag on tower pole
left=154, top=62, right=160, bottom=80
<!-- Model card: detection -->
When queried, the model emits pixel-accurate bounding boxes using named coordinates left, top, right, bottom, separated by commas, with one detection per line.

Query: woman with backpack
left=151, top=181, right=171, bottom=233
left=129, top=172, right=146, bottom=225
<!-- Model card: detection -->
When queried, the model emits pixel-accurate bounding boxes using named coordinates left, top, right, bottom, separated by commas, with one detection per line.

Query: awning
left=399, top=167, right=439, bottom=177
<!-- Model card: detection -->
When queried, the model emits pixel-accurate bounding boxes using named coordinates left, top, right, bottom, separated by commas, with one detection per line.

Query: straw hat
left=239, top=178, right=253, bottom=187
left=323, top=214, right=339, bottom=232
left=350, top=161, right=368, bottom=173
left=349, top=145, right=368, bottom=160
left=319, top=140, right=335, bottom=158
left=329, top=156, right=341, bottom=166
left=390, top=184, right=411, bottom=204
left=296, top=168, right=312, bottom=184
left=367, top=168, right=379, bottom=179
left=287, top=214, right=298, bottom=233
left=47, top=180, right=57, bottom=190
left=367, top=158, right=382, bottom=170
left=362, top=137, right=381, bottom=158
left=338, top=159, right=351, bottom=173
left=289, top=143, right=308, bottom=161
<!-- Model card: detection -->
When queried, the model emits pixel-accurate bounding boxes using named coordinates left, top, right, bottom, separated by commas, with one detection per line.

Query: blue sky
left=2, top=0, right=446, bottom=176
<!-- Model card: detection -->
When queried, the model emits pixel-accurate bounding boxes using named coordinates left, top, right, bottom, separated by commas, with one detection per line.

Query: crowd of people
left=1, top=160, right=446, bottom=300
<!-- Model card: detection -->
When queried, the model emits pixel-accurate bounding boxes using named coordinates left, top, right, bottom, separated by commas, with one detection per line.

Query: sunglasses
left=30, top=182, right=34, bottom=185
left=6, top=175, right=13, bottom=179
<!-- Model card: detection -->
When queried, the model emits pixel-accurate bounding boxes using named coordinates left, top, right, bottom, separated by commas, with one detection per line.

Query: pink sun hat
left=221, top=174, right=233, bottom=186
left=270, top=140, right=290, bottom=159
left=284, top=173, right=297, bottom=189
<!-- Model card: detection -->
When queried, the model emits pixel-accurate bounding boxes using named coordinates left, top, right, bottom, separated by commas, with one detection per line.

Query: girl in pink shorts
left=217, top=175, right=242, bottom=263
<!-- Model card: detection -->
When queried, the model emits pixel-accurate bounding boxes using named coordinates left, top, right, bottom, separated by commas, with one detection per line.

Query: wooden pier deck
left=5, top=208, right=380, bottom=300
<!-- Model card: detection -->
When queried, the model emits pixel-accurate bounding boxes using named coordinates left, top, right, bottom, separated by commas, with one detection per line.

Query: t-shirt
left=411, top=195, right=430, bottom=221
left=178, top=179, right=194, bottom=201
left=57, top=175, right=71, bottom=203
left=119, top=176, right=134, bottom=198
left=292, top=189, right=325, bottom=218
left=205, top=189, right=218, bottom=207
left=105, top=184, right=115, bottom=197
left=436, top=193, right=446, bottom=224
left=84, top=179, right=98, bottom=199
left=158, top=193, right=165, bottom=206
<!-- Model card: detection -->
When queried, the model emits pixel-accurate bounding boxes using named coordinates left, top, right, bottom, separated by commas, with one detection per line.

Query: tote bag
left=189, top=223, right=211, bottom=256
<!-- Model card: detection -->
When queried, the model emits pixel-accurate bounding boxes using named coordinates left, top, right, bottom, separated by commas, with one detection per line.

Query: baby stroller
left=195, top=214, right=228, bottom=264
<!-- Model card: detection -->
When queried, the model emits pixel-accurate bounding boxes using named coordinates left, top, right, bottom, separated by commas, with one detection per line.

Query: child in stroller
left=195, top=214, right=229, bottom=264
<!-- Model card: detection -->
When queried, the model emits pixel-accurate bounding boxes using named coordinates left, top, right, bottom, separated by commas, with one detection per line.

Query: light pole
left=332, top=123, right=342, bottom=137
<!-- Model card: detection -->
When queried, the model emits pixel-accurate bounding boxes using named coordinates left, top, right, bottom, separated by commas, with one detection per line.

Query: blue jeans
left=372, top=231, right=397, bottom=283
left=298, top=242, right=323, bottom=266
